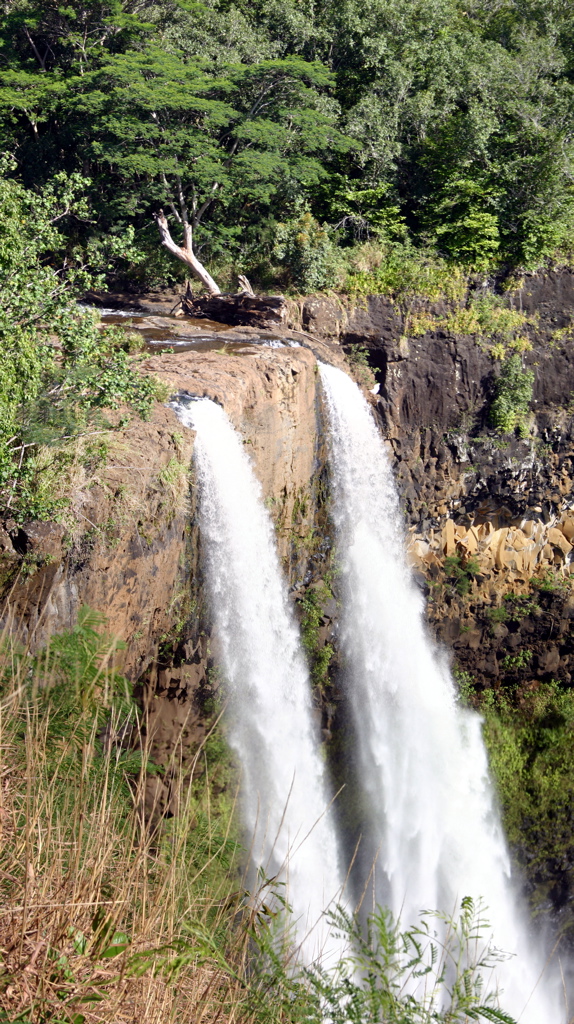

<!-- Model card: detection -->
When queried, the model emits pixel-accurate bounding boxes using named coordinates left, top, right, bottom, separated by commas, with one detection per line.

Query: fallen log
left=180, top=282, right=288, bottom=328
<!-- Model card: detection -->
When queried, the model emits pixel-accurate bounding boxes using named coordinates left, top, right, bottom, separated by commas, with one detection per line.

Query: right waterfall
left=319, top=362, right=561, bottom=1022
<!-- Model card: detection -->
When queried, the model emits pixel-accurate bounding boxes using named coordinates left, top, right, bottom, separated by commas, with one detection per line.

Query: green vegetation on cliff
left=0, top=167, right=167, bottom=522
left=468, top=675, right=574, bottom=939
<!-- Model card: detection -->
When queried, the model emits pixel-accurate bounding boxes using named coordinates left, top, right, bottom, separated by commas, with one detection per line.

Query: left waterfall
left=172, top=396, right=345, bottom=965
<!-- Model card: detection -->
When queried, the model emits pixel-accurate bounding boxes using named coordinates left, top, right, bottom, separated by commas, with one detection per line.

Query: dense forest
left=1, top=0, right=573, bottom=292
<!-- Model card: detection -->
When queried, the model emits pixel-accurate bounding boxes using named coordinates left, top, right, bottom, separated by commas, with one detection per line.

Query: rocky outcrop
left=1, top=343, right=343, bottom=666
left=300, top=274, right=574, bottom=938
left=298, top=281, right=574, bottom=634
left=0, top=339, right=346, bottom=818
left=181, top=287, right=288, bottom=328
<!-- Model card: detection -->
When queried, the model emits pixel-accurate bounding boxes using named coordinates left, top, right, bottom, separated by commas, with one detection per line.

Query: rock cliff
left=0, top=334, right=344, bottom=819
left=300, top=275, right=574, bottom=937
left=3, top=271, right=574, bottom=933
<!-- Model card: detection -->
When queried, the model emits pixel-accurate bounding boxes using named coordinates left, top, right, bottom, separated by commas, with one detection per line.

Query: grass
left=0, top=610, right=256, bottom=1024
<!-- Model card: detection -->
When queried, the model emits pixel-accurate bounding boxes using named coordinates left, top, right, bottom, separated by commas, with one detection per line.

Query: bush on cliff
left=488, top=356, right=535, bottom=435
left=459, top=666, right=574, bottom=934
left=0, top=165, right=166, bottom=521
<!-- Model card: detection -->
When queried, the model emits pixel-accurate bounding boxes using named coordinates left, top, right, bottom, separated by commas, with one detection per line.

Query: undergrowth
left=0, top=608, right=247, bottom=1024
left=0, top=169, right=169, bottom=524
left=457, top=668, right=574, bottom=929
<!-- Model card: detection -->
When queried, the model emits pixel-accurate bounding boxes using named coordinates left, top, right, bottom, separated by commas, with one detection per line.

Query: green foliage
left=444, top=554, right=480, bottom=596
left=1, top=0, right=574, bottom=280
left=249, top=898, right=517, bottom=1024
left=442, top=295, right=532, bottom=348
left=2, top=607, right=137, bottom=845
left=422, top=171, right=501, bottom=271
left=502, top=592, right=539, bottom=621
left=299, top=583, right=334, bottom=692
left=273, top=211, right=343, bottom=291
left=454, top=666, right=477, bottom=704
left=488, top=355, right=535, bottom=434
left=500, top=649, right=532, bottom=673
left=345, top=343, right=376, bottom=389
left=530, top=568, right=573, bottom=594
left=344, top=240, right=466, bottom=306
left=0, top=167, right=165, bottom=520
left=485, top=605, right=509, bottom=626
left=480, top=680, right=574, bottom=917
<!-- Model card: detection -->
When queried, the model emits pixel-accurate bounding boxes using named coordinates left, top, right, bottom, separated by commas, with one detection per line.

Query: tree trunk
left=155, top=210, right=221, bottom=296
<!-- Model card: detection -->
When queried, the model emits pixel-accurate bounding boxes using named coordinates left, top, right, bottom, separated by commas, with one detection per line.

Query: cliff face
left=0, top=335, right=344, bottom=819
left=302, top=276, right=574, bottom=936
left=3, top=272, right=574, bottom=925
left=302, top=279, right=574, bottom=630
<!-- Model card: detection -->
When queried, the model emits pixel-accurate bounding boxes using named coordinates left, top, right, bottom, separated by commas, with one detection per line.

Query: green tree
left=77, top=47, right=351, bottom=290
left=0, top=163, right=161, bottom=518
left=489, top=355, right=535, bottom=434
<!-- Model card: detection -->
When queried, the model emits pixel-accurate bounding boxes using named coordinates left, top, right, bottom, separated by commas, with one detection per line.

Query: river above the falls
left=87, top=301, right=301, bottom=355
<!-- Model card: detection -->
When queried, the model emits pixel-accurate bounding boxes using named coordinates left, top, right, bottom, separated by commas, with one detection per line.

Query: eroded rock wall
left=299, top=281, right=574, bottom=677
left=1, top=339, right=344, bottom=820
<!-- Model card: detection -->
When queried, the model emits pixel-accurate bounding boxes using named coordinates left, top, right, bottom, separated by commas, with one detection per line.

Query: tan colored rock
left=487, top=528, right=509, bottom=570
left=561, top=515, right=574, bottom=542
left=509, top=531, right=528, bottom=551
left=548, top=527, right=572, bottom=555
left=442, top=519, right=456, bottom=555
left=3, top=343, right=335, bottom=676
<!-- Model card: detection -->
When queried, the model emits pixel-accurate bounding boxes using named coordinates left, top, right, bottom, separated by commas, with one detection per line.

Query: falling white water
left=319, top=363, right=562, bottom=1022
left=172, top=396, right=345, bottom=966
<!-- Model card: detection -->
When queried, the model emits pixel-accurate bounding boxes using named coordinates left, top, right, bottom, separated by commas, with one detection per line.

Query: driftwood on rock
left=180, top=281, right=288, bottom=328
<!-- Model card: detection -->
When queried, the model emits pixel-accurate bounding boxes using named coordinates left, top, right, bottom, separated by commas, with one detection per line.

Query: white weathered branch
left=155, top=210, right=221, bottom=296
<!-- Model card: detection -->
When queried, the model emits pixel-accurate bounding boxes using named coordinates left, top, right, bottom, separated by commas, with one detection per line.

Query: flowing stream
left=172, top=395, right=345, bottom=966
left=319, top=362, right=561, bottom=1022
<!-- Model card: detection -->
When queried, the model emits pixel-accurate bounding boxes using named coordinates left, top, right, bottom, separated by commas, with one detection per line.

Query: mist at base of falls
left=319, top=361, right=563, bottom=1022
left=171, top=396, right=346, bottom=967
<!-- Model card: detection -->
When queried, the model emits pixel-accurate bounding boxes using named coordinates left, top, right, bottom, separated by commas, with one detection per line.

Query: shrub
left=443, top=554, right=480, bottom=595
left=480, top=681, right=574, bottom=921
left=344, top=239, right=466, bottom=306
left=299, top=584, right=334, bottom=691
left=251, top=898, right=519, bottom=1024
left=345, top=343, right=377, bottom=390
left=273, top=212, right=343, bottom=292
left=488, top=355, right=534, bottom=434
left=0, top=167, right=165, bottom=521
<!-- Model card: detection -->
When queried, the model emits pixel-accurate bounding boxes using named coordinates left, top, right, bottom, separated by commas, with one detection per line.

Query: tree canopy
left=0, top=0, right=573, bottom=284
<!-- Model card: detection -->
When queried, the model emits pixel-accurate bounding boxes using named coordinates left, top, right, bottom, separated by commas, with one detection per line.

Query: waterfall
left=172, top=396, right=345, bottom=965
left=318, top=362, right=561, bottom=1022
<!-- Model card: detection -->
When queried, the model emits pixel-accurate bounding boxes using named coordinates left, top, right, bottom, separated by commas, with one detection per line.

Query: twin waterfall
left=174, top=364, right=560, bottom=1020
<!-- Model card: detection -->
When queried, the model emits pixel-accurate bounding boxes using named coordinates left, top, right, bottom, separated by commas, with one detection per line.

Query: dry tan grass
left=0, top=630, right=259, bottom=1024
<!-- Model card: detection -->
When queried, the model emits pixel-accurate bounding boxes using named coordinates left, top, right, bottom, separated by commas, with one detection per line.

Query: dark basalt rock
left=181, top=286, right=288, bottom=328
